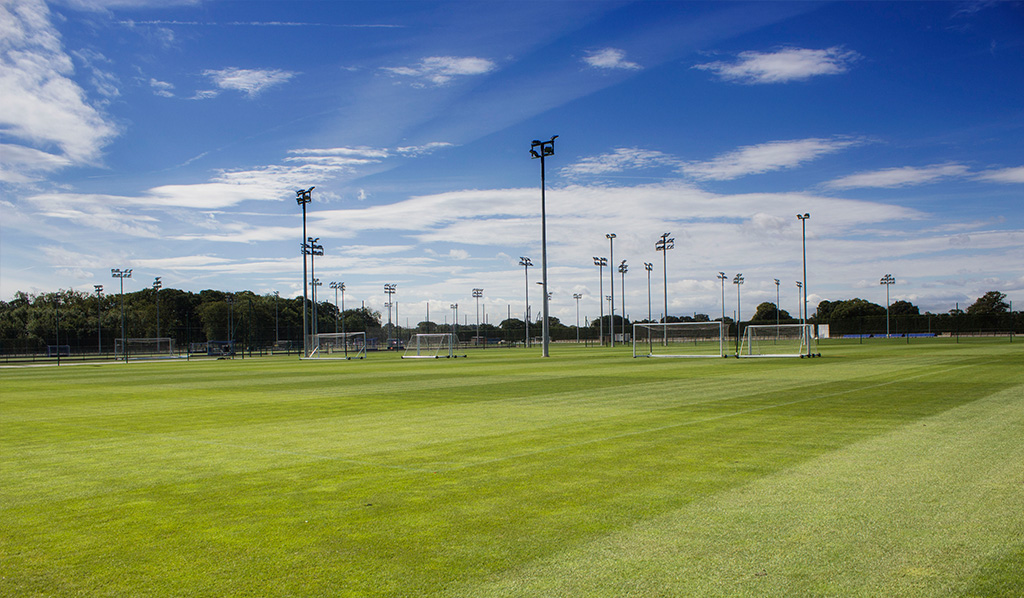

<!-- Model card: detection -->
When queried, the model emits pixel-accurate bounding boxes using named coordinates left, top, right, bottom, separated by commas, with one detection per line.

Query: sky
left=2, top=0, right=1023, bottom=327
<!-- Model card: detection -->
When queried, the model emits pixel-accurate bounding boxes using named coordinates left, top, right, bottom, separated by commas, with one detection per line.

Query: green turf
left=1, top=339, right=1022, bottom=597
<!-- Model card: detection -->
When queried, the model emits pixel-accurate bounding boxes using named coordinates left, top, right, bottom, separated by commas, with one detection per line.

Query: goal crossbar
left=402, top=333, right=455, bottom=359
left=306, top=332, right=366, bottom=360
left=114, top=337, right=176, bottom=358
left=738, top=324, right=815, bottom=358
left=632, top=322, right=725, bottom=358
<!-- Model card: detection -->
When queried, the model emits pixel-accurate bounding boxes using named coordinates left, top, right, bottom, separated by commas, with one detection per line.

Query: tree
left=888, top=300, right=919, bottom=316
left=818, top=298, right=885, bottom=320
left=750, top=302, right=792, bottom=322
left=966, top=291, right=1009, bottom=315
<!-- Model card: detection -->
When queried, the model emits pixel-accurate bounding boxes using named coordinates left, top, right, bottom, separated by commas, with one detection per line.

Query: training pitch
left=2, top=339, right=1022, bottom=597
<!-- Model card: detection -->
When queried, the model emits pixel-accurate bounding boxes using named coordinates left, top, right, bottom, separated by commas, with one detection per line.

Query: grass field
left=2, top=339, right=1022, bottom=597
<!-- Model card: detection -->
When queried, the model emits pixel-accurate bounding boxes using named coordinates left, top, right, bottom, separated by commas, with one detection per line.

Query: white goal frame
left=114, top=337, right=176, bottom=358
left=632, top=322, right=726, bottom=358
left=306, top=332, right=366, bottom=360
left=738, top=324, right=816, bottom=358
left=402, top=333, right=456, bottom=359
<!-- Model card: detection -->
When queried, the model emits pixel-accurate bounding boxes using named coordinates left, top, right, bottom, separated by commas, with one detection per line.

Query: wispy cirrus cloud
left=149, top=78, right=174, bottom=97
left=826, top=163, right=970, bottom=189
left=381, top=56, right=495, bottom=87
left=197, top=66, right=297, bottom=99
left=682, top=137, right=863, bottom=180
left=561, top=148, right=679, bottom=178
left=694, top=46, right=860, bottom=84
left=582, top=48, right=641, bottom=70
left=974, top=166, right=1024, bottom=184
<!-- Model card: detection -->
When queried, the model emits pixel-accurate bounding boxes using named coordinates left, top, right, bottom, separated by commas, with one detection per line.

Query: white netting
left=739, top=324, right=816, bottom=358
left=632, top=322, right=725, bottom=358
left=402, top=333, right=455, bottom=359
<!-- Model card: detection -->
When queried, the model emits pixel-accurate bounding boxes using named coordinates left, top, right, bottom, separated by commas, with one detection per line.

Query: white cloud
left=381, top=56, right=495, bottom=86
left=561, top=147, right=680, bottom=178
left=682, top=138, right=861, bottom=181
left=974, top=166, right=1024, bottom=184
left=826, top=163, right=970, bottom=189
left=0, top=0, right=119, bottom=180
left=149, top=78, right=174, bottom=97
left=396, top=142, right=454, bottom=156
left=583, top=48, right=641, bottom=70
left=201, top=66, right=297, bottom=98
left=694, top=46, right=860, bottom=84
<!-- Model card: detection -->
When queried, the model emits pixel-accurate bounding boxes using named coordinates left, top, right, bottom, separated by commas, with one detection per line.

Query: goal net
left=402, top=333, right=456, bottom=359
left=739, top=324, right=816, bottom=358
left=307, top=332, right=366, bottom=360
left=632, top=322, right=726, bottom=358
left=114, top=337, right=175, bottom=358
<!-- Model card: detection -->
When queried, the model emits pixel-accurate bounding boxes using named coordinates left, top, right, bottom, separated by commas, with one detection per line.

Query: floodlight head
left=520, top=256, right=532, bottom=267
left=733, top=274, right=744, bottom=284
left=530, top=149, right=540, bottom=158
left=796, top=281, right=802, bottom=288
left=645, top=262, right=653, bottom=271
left=606, top=233, right=616, bottom=239
left=797, top=212, right=810, bottom=220
left=774, top=279, right=780, bottom=285
left=531, top=140, right=542, bottom=146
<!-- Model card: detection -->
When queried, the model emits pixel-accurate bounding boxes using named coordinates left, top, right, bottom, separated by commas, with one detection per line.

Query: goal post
left=307, top=332, right=366, bottom=360
left=739, top=324, right=817, bottom=358
left=402, top=333, right=456, bottom=359
left=114, top=337, right=176, bottom=358
left=632, top=322, right=726, bottom=358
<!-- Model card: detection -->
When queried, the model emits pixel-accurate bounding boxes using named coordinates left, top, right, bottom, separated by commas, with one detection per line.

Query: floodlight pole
left=795, top=281, right=803, bottom=322
left=593, top=256, right=607, bottom=346
left=655, top=232, right=674, bottom=346
left=797, top=213, right=810, bottom=356
left=473, top=288, right=483, bottom=348
left=717, top=272, right=728, bottom=338
left=880, top=274, right=896, bottom=337
left=111, top=268, right=132, bottom=362
left=645, top=262, right=653, bottom=352
left=94, top=285, right=103, bottom=357
left=153, top=277, right=162, bottom=342
left=307, top=237, right=324, bottom=339
left=519, top=257, right=532, bottom=348
left=384, top=283, right=396, bottom=342
left=296, top=187, right=314, bottom=357
left=450, top=303, right=458, bottom=340
left=573, top=293, right=582, bottom=343
left=607, top=233, right=616, bottom=346
left=733, top=273, right=744, bottom=354
left=530, top=135, right=557, bottom=357
left=330, top=281, right=342, bottom=333
left=774, top=278, right=780, bottom=338
left=618, top=260, right=628, bottom=339
left=274, top=291, right=280, bottom=344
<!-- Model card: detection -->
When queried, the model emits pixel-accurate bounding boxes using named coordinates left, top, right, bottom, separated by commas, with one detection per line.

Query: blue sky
left=2, top=0, right=1022, bottom=326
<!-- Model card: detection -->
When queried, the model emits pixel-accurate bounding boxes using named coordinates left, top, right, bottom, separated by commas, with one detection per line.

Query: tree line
left=0, top=287, right=1017, bottom=354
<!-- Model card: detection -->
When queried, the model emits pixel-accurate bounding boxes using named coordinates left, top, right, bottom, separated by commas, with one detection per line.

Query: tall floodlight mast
left=606, top=233, right=616, bottom=346
left=530, top=135, right=557, bottom=357
left=296, top=187, right=314, bottom=356
left=733, top=273, right=744, bottom=355
left=797, top=213, right=811, bottom=356
left=384, top=284, right=397, bottom=342
left=717, top=272, right=728, bottom=337
left=880, top=274, right=896, bottom=337
left=473, top=288, right=484, bottom=347
left=593, top=256, right=607, bottom=345
left=618, top=260, right=628, bottom=338
left=655, top=233, right=674, bottom=346
left=111, top=268, right=132, bottom=363
left=94, top=285, right=103, bottom=357
left=152, top=277, right=162, bottom=341
left=519, top=257, right=532, bottom=348
left=573, top=293, right=582, bottom=343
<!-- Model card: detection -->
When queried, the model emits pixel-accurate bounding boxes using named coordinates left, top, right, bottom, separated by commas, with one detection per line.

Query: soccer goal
left=632, top=322, right=726, bottom=358
left=738, top=324, right=817, bottom=358
left=307, top=332, right=366, bottom=360
left=114, top=337, right=176, bottom=359
left=402, top=333, right=456, bottom=359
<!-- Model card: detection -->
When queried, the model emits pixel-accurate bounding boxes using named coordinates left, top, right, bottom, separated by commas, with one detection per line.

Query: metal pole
left=798, top=213, right=810, bottom=355
left=520, top=257, right=531, bottom=348
left=607, top=234, right=616, bottom=346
